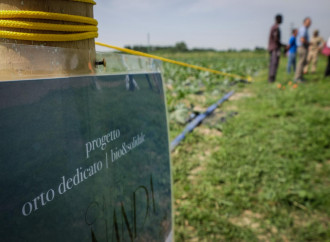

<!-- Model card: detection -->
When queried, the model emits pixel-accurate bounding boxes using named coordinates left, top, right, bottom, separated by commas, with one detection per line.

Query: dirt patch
left=229, top=210, right=263, bottom=230
left=192, top=105, right=205, bottom=113
left=291, top=211, right=330, bottom=228
left=195, top=126, right=222, bottom=137
left=202, top=110, right=238, bottom=129
left=187, top=144, right=217, bottom=182
left=203, top=110, right=226, bottom=125
left=315, top=160, right=330, bottom=173
left=187, top=161, right=207, bottom=182
left=190, top=166, right=204, bottom=176
left=166, top=83, right=174, bottom=91
left=229, top=91, right=254, bottom=101
left=315, top=104, right=330, bottom=111
left=187, top=94, right=207, bottom=105
left=229, top=210, right=280, bottom=241
left=223, top=105, right=238, bottom=111
left=315, top=163, right=323, bottom=172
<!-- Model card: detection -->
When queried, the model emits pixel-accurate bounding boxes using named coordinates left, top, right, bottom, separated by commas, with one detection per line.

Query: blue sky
left=94, top=0, right=330, bottom=51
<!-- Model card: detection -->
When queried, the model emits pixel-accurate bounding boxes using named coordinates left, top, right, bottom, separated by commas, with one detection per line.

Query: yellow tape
left=0, top=20, right=98, bottom=32
left=0, top=30, right=98, bottom=42
left=0, top=10, right=98, bottom=26
left=72, top=0, right=96, bottom=4
left=95, top=42, right=253, bottom=81
left=0, top=10, right=98, bottom=41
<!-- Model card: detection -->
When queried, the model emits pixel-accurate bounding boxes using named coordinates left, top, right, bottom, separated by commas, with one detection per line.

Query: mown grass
left=165, top=52, right=330, bottom=241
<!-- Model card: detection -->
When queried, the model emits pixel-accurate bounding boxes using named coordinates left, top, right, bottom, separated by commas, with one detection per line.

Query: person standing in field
left=294, top=17, right=312, bottom=82
left=268, top=14, right=286, bottom=83
left=303, top=30, right=325, bottom=74
left=287, top=29, right=298, bottom=73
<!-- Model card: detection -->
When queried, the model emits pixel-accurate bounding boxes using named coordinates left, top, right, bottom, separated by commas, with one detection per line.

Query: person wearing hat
left=304, top=29, right=325, bottom=74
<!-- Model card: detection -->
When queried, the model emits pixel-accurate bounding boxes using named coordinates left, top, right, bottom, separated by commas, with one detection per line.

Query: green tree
left=175, top=42, right=188, bottom=52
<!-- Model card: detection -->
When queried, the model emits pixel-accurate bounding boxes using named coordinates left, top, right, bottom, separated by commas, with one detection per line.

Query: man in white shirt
left=294, top=17, right=311, bottom=82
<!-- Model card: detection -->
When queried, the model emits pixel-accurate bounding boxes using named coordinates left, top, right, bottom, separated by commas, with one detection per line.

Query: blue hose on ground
left=170, top=90, right=235, bottom=151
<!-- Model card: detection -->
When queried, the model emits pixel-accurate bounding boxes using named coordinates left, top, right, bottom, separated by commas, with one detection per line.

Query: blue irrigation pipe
left=170, top=90, right=235, bottom=151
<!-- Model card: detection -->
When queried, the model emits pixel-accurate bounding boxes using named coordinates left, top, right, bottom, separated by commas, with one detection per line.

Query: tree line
left=124, top=42, right=266, bottom=53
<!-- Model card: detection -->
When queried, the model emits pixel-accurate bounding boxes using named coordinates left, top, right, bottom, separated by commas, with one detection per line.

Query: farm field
left=161, top=51, right=330, bottom=241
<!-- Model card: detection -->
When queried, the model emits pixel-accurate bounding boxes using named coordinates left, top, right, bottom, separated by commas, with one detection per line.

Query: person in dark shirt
left=287, top=29, right=298, bottom=73
left=268, top=14, right=286, bottom=82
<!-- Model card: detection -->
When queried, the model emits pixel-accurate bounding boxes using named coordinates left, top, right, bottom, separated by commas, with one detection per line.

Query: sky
left=94, top=0, right=330, bottom=51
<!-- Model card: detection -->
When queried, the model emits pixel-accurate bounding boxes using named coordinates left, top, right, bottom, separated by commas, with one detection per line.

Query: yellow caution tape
left=95, top=42, right=253, bottom=81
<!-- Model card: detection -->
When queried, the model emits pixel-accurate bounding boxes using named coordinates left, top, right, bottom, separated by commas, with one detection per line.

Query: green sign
left=0, top=73, right=172, bottom=241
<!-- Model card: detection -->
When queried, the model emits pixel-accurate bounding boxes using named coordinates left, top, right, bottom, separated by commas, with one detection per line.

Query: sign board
left=0, top=73, right=172, bottom=241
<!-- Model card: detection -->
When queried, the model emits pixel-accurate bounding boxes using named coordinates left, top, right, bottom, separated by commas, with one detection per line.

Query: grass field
left=162, top=51, right=330, bottom=241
